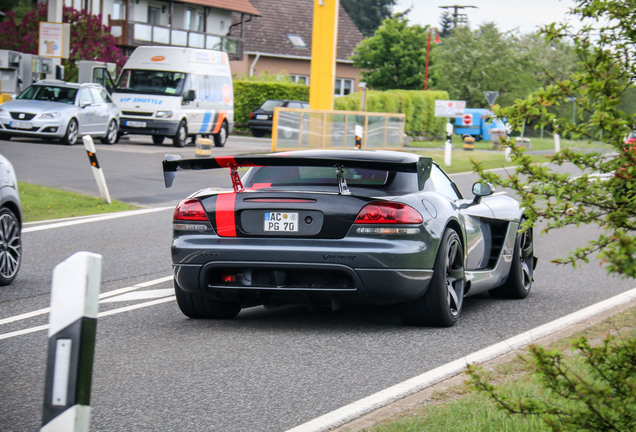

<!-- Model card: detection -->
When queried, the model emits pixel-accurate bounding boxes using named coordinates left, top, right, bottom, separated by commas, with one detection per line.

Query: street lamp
left=424, top=27, right=441, bottom=90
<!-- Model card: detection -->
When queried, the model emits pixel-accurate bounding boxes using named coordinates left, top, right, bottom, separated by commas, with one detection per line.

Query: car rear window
left=247, top=166, right=390, bottom=187
left=260, top=100, right=284, bottom=111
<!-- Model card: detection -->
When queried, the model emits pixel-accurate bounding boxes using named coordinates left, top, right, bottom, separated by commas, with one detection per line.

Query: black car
left=163, top=150, right=537, bottom=327
left=248, top=100, right=309, bottom=137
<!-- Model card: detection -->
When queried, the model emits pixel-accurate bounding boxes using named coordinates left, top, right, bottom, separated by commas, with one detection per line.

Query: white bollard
left=82, top=136, right=111, bottom=204
left=444, top=121, right=453, bottom=167
left=41, top=252, right=102, bottom=432
left=554, top=132, right=561, bottom=153
left=505, top=146, right=512, bottom=162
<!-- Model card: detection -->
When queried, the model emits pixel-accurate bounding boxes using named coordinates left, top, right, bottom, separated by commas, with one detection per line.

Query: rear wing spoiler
left=163, top=154, right=432, bottom=193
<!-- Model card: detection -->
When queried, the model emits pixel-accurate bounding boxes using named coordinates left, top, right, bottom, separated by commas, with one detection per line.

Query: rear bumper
left=172, top=235, right=437, bottom=306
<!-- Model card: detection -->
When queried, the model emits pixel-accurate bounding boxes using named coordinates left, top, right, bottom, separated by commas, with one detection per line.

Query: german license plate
left=264, top=212, right=298, bottom=232
left=256, top=114, right=268, bottom=120
left=126, top=120, right=146, bottom=128
left=10, top=120, right=32, bottom=129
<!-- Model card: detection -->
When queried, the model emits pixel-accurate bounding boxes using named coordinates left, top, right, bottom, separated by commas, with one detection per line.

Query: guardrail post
left=41, top=252, right=102, bottom=432
left=82, top=136, right=111, bottom=204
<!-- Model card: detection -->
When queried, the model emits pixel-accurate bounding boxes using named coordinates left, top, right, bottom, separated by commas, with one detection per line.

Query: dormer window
left=287, top=34, right=307, bottom=49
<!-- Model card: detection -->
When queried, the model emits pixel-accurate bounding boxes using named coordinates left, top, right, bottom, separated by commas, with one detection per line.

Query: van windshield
left=115, top=70, right=187, bottom=96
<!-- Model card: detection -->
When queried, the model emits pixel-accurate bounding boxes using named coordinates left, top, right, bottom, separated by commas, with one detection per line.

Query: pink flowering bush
left=0, top=3, right=126, bottom=82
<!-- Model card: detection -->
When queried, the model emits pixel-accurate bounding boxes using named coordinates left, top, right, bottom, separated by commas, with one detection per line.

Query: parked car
left=0, top=80, right=120, bottom=145
left=248, top=99, right=309, bottom=137
left=0, top=154, right=21, bottom=285
left=625, top=129, right=636, bottom=145
left=163, top=150, right=537, bottom=327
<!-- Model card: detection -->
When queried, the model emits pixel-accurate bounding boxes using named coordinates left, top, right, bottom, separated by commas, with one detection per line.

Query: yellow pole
left=309, top=0, right=339, bottom=110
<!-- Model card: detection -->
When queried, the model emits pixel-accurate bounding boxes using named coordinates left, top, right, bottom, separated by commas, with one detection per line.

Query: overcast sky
left=392, top=0, right=577, bottom=35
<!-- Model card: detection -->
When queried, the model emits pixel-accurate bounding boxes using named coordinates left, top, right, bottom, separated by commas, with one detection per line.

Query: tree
left=350, top=14, right=429, bottom=90
left=340, top=0, right=395, bottom=37
left=0, top=2, right=126, bottom=82
left=430, top=23, right=540, bottom=107
left=468, top=334, right=636, bottom=432
left=0, top=0, right=35, bottom=20
left=438, top=11, right=453, bottom=37
left=478, top=0, right=636, bottom=277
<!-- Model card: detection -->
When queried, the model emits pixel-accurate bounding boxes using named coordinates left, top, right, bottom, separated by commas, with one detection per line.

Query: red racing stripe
left=215, top=193, right=237, bottom=237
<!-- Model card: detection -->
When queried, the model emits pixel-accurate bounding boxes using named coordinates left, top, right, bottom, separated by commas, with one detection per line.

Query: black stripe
left=86, top=151, right=100, bottom=169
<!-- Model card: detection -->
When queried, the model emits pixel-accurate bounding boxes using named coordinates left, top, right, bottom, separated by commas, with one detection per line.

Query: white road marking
left=285, top=286, right=636, bottom=432
left=23, top=207, right=174, bottom=233
left=0, top=276, right=173, bottom=327
left=101, top=288, right=175, bottom=303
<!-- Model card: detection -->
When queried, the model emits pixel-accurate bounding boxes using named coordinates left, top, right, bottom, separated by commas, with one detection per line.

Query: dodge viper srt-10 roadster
left=163, top=150, right=537, bottom=327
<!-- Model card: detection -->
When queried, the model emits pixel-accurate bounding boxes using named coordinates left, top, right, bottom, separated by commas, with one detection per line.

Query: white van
left=113, top=46, right=233, bottom=147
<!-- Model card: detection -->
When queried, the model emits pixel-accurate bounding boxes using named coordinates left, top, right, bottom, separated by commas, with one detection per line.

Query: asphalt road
left=0, top=136, right=633, bottom=432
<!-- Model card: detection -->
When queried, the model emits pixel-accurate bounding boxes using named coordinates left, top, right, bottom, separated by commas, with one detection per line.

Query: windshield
left=260, top=100, right=285, bottom=111
left=115, top=69, right=187, bottom=95
left=17, top=85, right=77, bottom=104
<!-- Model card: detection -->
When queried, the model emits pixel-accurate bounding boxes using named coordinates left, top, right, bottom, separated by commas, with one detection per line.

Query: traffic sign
left=484, top=91, right=499, bottom=106
left=435, top=100, right=466, bottom=117
left=462, top=113, right=473, bottom=126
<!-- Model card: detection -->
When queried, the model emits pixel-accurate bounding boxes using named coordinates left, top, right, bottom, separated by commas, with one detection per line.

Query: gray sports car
left=163, top=150, right=537, bottom=327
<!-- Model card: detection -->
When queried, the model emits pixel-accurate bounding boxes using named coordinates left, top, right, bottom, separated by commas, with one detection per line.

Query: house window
left=290, top=74, right=309, bottom=85
left=287, top=34, right=307, bottom=49
left=148, top=7, right=160, bottom=25
left=185, top=9, right=194, bottom=30
left=335, top=78, right=354, bottom=96
left=197, top=13, right=205, bottom=32
left=112, top=1, right=125, bottom=20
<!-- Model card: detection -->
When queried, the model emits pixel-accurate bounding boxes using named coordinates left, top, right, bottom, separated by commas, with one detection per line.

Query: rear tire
left=251, top=128, right=266, bottom=138
left=213, top=121, right=228, bottom=147
left=174, top=281, right=240, bottom=319
left=172, top=120, right=187, bottom=147
left=401, top=228, right=465, bottom=327
left=490, top=221, right=535, bottom=299
left=0, top=207, right=21, bottom=286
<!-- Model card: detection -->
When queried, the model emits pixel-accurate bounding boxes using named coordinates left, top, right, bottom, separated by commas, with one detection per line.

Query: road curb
left=285, top=287, right=636, bottom=432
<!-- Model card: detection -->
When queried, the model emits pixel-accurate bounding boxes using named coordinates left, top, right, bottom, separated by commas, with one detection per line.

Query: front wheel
left=401, top=228, right=465, bottom=327
left=62, top=119, right=79, bottom=145
left=213, top=121, right=228, bottom=147
left=0, top=207, right=21, bottom=286
left=174, top=281, right=240, bottom=319
left=100, top=120, right=118, bottom=144
left=490, top=221, right=535, bottom=299
left=172, top=120, right=187, bottom=147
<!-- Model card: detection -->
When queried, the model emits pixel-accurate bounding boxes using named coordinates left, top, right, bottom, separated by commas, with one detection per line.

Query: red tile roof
left=184, top=0, right=261, bottom=16
left=233, top=0, right=363, bottom=61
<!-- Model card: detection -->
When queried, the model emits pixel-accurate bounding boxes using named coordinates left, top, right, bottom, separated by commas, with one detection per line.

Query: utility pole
left=439, top=5, right=477, bottom=28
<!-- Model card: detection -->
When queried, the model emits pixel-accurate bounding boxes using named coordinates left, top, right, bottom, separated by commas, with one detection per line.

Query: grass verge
left=361, top=306, right=636, bottom=432
left=409, top=136, right=608, bottom=152
left=19, top=182, right=140, bottom=223
left=410, top=149, right=548, bottom=174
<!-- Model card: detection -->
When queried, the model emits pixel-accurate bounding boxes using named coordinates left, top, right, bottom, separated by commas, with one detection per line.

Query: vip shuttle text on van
left=113, top=46, right=233, bottom=147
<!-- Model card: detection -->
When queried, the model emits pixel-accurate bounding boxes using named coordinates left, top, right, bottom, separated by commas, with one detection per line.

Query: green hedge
left=233, top=80, right=309, bottom=127
left=232, top=81, right=448, bottom=138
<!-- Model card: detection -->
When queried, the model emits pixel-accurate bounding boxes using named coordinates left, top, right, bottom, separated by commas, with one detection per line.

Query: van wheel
left=173, top=120, right=187, bottom=147
left=213, top=121, right=228, bottom=147
left=152, top=135, right=165, bottom=145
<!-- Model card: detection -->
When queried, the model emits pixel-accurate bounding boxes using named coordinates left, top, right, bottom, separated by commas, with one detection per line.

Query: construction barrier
left=271, top=107, right=405, bottom=152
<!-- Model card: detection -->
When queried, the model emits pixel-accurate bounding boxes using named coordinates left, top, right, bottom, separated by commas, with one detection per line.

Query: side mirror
left=472, top=182, right=494, bottom=204
left=183, top=89, right=196, bottom=103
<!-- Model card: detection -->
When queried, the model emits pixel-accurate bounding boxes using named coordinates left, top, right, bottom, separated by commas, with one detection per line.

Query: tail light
left=249, top=112, right=254, bottom=119
left=174, top=199, right=209, bottom=221
left=355, top=201, right=423, bottom=224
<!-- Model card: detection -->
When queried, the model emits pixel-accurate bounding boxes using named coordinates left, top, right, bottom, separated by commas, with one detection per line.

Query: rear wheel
left=172, top=120, right=187, bottom=147
left=490, top=221, right=535, bottom=299
left=401, top=228, right=465, bottom=327
left=100, top=120, right=118, bottom=144
left=213, top=121, right=228, bottom=147
left=152, top=135, right=165, bottom=145
left=0, top=207, right=21, bottom=286
left=251, top=128, right=266, bottom=138
left=62, top=119, right=79, bottom=145
left=174, top=280, right=240, bottom=319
